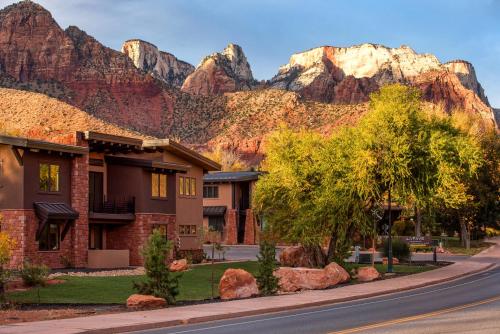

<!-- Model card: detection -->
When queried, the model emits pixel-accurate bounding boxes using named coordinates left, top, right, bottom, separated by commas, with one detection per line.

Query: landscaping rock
left=275, top=267, right=332, bottom=292
left=126, top=294, right=167, bottom=309
left=356, top=266, right=381, bottom=282
left=169, top=259, right=189, bottom=272
left=219, top=269, right=259, bottom=300
left=280, top=246, right=316, bottom=267
left=324, top=262, right=350, bottom=284
left=382, top=257, right=400, bottom=265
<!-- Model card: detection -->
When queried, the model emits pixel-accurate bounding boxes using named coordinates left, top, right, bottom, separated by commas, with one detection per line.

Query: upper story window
left=179, top=176, right=197, bottom=197
left=203, top=185, right=219, bottom=198
left=151, top=173, right=168, bottom=198
left=39, top=163, right=60, bottom=192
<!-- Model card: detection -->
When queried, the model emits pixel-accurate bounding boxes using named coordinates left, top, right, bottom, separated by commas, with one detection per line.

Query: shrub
left=382, top=239, right=411, bottom=261
left=485, top=227, right=500, bottom=237
left=133, top=229, right=179, bottom=304
left=255, top=241, right=279, bottom=296
left=0, top=231, right=15, bottom=303
left=20, top=260, right=49, bottom=287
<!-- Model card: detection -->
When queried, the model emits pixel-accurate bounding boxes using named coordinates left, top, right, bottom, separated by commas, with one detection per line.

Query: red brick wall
left=243, top=209, right=256, bottom=245
left=106, top=213, right=176, bottom=266
left=1, top=209, right=77, bottom=269
left=70, top=133, right=89, bottom=268
left=224, top=209, right=238, bottom=245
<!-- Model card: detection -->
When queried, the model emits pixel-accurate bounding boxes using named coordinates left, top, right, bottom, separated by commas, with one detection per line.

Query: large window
left=203, top=185, right=219, bottom=198
left=39, top=223, right=59, bottom=251
left=179, top=176, right=197, bottom=197
left=151, top=173, right=168, bottom=198
left=39, top=163, right=60, bottom=192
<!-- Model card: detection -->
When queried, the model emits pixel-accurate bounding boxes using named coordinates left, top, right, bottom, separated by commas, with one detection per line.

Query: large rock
left=324, top=262, right=350, bottom=284
left=356, top=266, right=381, bottom=282
left=182, top=43, right=255, bottom=95
left=219, top=269, right=259, bottom=300
left=169, top=259, right=189, bottom=272
left=280, top=246, right=315, bottom=268
left=275, top=262, right=349, bottom=293
left=126, top=294, right=167, bottom=309
left=122, top=39, right=194, bottom=87
left=382, top=257, right=400, bottom=265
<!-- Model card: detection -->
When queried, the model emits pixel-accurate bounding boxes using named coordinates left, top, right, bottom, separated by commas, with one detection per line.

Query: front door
left=89, top=171, right=104, bottom=212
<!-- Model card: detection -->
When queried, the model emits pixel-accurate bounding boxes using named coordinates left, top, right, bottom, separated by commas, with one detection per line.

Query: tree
left=0, top=231, right=15, bottom=303
left=255, top=241, right=279, bottom=296
left=203, top=145, right=249, bottom=171
left=133, top=229, right=179, bottom=304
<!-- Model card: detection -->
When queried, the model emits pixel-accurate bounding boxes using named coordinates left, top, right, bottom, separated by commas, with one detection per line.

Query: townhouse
left=0, top=131, right=220, bottom=269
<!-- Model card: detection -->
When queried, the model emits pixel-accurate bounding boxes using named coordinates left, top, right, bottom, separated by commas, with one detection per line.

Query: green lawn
left=7, top=261, right=432, bottom=305
left=347, top=263, right=435, bottom=275
left=8, top=261, right=259, bottom=304
left=440, top=239, right=493, bottom=256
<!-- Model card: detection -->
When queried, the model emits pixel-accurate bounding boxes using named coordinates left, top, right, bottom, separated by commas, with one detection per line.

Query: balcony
left=89, top=197, right=136, bottom=223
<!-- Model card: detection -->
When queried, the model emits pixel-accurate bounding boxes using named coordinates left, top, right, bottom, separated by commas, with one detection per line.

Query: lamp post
left=387, top=186, right=393, bottom=273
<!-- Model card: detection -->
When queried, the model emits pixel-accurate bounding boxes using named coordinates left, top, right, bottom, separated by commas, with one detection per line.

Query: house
left=0, top=131, right=220, bottom=269
left=202, top=171, right=262, bottom=245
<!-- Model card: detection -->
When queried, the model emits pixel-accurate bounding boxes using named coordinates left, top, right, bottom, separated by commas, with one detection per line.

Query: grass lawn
left=8, top=261, right=259, bottom=304
left=441, top=239, right=493, bottom=256
left=347, top=263, right=436, bottom=275
left=7, top=261, right=433, bottom=305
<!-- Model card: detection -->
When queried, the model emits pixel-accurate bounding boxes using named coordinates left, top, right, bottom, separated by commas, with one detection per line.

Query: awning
left=203, top=206, right=227, bottom=217
left=34, top=202, right=79, bottom=241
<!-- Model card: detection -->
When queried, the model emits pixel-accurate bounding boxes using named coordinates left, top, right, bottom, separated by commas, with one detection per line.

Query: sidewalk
left=1, top=238, right=498, bottom=334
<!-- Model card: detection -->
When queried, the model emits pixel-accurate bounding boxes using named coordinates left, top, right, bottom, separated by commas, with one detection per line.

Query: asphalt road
left=130, top=266, right=500, bottom=334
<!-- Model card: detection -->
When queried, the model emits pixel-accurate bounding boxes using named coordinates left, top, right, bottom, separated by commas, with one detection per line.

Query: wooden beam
left=36, top=218, right=49, bottom=241
left=11, top=147, right=24, bottom=166
left=61, top=219, right=73, bottom=241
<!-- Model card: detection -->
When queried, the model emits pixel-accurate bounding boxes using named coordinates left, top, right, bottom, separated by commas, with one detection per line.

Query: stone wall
left=224, top=209, right=238, bottom=245
left=243, top=209, right=257, bottom=245
left=106, top=213, right=176, bottom=266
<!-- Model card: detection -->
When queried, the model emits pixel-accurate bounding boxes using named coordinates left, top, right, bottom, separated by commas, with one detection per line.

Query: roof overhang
left=83, top=131, right=144, bottom=153
left=203, top=206, right=227, bottom=216
left=0, top=135, right=87, bottom=156
left=143, top=139, right=221, bottom=172
left=204, top=171, right=263, bottom=183
left=105, top=155, right=190, bottom=173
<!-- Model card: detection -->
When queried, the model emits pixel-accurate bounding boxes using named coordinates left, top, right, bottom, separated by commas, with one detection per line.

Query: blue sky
left=2, top=0, right=500, bottom=106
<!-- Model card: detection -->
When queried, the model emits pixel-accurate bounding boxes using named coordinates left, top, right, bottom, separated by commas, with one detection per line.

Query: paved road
left=131, top=266, right=500, bottom=334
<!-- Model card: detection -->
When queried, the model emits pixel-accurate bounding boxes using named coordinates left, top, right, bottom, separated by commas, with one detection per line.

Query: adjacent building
left=202, top=171, right=262, bottom=245
left=0, top=131, right=220, bottom=269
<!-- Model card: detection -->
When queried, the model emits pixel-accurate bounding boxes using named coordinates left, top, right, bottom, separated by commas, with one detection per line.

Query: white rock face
left=444, top=60, right=488, bottom=104
left=122, top=39, right=194, bottom=87
left=271, top=43, right=487, bottom=103
left=196, top=43, right=254, bottom=82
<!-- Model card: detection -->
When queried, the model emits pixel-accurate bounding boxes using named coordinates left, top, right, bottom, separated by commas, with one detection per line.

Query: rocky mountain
left=122, top=39, right=194, bottom=87
left=269, top=44, right=494, bottom=124
left=181, top=43, right=255, bottom=95
left=0, top=1, right=496, bottom=166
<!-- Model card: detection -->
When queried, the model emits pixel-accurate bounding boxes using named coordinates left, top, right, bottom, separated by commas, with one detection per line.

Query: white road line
left=129, top=270, right=500, bottom=334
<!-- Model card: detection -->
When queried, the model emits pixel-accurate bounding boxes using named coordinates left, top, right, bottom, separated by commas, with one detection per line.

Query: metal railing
left=90, top=197, right=135, bottom=214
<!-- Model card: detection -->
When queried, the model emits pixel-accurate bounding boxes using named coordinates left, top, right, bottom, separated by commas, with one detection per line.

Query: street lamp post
left=387, top=186, right=393, bottom=273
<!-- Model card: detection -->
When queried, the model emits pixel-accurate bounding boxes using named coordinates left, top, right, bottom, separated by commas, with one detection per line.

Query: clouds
left=0, top=0, right=499, bottom=105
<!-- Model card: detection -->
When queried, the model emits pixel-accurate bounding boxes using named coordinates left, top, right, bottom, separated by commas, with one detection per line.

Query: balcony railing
left=90, top=197, right=135, bottom=214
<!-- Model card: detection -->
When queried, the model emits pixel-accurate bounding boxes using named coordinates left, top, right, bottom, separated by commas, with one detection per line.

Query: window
left=153, top=225, right=168, bottom=239
left=179, top=176, right=197, bottom=197
left=151, top=173, right=167, bottom=198
left=39, top=163, right=60, bottom=192
left=39, top=223, right=59, bottom=251
left=208, top=216, right=224, bottom=232
left=179, top=224, right=197, bottom=236
left=203, top=185, right=219, bottom=198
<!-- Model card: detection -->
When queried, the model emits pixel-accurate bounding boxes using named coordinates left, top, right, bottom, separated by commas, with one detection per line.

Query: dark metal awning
left=34, top=202, right=79, bottom=241
left=203, top=206, right=227, bottom=217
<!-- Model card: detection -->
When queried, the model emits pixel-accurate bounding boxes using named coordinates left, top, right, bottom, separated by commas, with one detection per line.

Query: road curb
left=84, top=262, right=496, bottom=334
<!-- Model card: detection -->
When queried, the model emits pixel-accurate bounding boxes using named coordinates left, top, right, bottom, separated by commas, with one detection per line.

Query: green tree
left=255, top=241, right=279, bottom=296
left=133, top=229, right=179, bottom=304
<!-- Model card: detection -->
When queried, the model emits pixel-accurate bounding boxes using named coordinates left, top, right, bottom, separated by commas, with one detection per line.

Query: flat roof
left=0, top=134, right=88, bottom=155
left=204, top=171, right=262, bottom=183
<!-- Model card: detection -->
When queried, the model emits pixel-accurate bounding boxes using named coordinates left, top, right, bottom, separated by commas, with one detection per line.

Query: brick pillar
left=1, top=210, right=31, bottom=269
left=243, top=209, right=256, bottom=245
left=224, top=209, right=238, bottom=245
left=70, top=133, right=89, bottom=268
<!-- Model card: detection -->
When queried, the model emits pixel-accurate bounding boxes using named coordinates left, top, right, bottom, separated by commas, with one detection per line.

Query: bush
left=485, top=227, right=500, bottom=237
left=133, top=229, right=179, bottom=304
left=382, top=239, right=411, bottom=261
left=20, top=260, right=49, bottom=287
left=255, top=241, right=279, bottom=296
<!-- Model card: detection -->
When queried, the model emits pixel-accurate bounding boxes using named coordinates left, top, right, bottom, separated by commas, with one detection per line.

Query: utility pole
left=387, top=186, right=393, bottom=273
